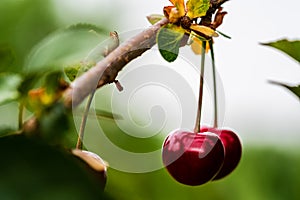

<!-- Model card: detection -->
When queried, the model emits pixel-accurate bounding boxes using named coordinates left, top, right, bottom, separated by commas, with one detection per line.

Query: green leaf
left=0, top=135, right=110, bottom=200
left=270, top=81, right=300, bottom=99
left=0, top=73, right=22, bottom=105
left=186, top=0, right=210, bottom=19
left=43, top=71, right=64, bottom=94
left=0, top=45, right=15, bottom=73
left=286, top=85, right=300, bottom=98
left=64, top=66, right=79, bottom=82
left=18, top=72, right=45, bottom=98
left=261, top=39, right=300, bottom=63
left=64, top=61, right=95, bottom=82
left=147, top=14, right=165, bottom=25
left=25, top=23, right=107, bottom=73
left=39, top=103, right=70, bottom=144
left=216, top=30, right=232, bottom=39
left=95, top=109, right=123, bottom=120
left=0, top=0, right=61, bottom=73
left=67, top=23, right=108, bottom=35
left=74, top=108, right=123, bottom=120
left=157, top=25, right=185, bottom=62
left=18, top=70, right=67, bottom=99
left=0, top=126, right=17, bottom=138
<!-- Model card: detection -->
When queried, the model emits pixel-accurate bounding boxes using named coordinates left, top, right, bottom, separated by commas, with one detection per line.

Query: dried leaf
left=211, top=7, right=227, bottom=29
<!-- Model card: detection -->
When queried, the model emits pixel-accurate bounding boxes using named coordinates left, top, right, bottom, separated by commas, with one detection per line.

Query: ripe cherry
left=162, top=130, right=225, bottom=186
left=201, top=127, right=242, bottom=180
left=72, top=149, right=107, bottom=189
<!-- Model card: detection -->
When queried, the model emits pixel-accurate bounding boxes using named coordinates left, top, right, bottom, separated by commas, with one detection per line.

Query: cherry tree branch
left=23, top=18, right=168, bottom=134
left=63, top=18, right=169, bottom=108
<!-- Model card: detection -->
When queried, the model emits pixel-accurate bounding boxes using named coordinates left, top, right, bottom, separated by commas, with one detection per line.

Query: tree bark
left=63, top=18, right=169, bottom=108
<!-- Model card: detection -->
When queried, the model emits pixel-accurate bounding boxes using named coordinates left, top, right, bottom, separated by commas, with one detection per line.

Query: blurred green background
left=0, top=0, right=300, bottom=200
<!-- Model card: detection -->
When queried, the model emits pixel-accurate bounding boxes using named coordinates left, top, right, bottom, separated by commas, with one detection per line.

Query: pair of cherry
left=162, top=126, right=242, bottom=186
left=75, top=127, right=242, bottom=188
left=161, top=27, right=241, bottom=185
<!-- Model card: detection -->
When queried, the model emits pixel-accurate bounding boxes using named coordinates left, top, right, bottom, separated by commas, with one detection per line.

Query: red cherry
left=201, top=127, right=242, bottom=180
left=162, top=130, right=225, bottom=186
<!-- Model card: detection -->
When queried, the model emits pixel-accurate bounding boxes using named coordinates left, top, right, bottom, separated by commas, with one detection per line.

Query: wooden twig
left=76, top=31, right=120, bottom=150
left=63, top=18, right=169, bottom=108
left=23, top=0, right=229, bottom=133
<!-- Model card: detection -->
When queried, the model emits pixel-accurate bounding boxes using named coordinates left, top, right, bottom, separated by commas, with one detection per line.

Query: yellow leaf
left=186, top=0, right=210, bottom=19
left=28, top=88, right=57, bottom=107
left=169, top=0, right=185, bottom=17
left=190, top=24, right=219, bottom=37
left=40, top=92, right=54, bottom=105
left=191, top=37, right=210, bottom=55
left=169, top=7, right=182, bottom=23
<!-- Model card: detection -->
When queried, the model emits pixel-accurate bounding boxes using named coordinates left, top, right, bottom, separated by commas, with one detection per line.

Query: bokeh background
left=0, top=0, right=300, bottom=199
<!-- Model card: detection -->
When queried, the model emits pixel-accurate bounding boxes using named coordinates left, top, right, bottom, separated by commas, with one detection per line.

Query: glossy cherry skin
left=201, top=127, right=242, bottom=180
left=162, top=130, right=225, bottom=186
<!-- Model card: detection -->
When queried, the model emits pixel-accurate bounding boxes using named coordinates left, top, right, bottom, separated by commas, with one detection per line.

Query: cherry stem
left=75, top=31, right=120, bottom=149
left=194, top=41, right=207, bottom=133
left=18, top=102, right=24, bottom=130
left=209, top=40, right=218, bottom=128
left=76, top=90, right=96, bottom=149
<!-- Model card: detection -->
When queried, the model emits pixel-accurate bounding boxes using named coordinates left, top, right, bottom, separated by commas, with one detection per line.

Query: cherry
left=72, top=149, right=107, bottom=189
left=162, top=130, right=225, bottom=186
left=200, top=127, right=242, bottom=180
